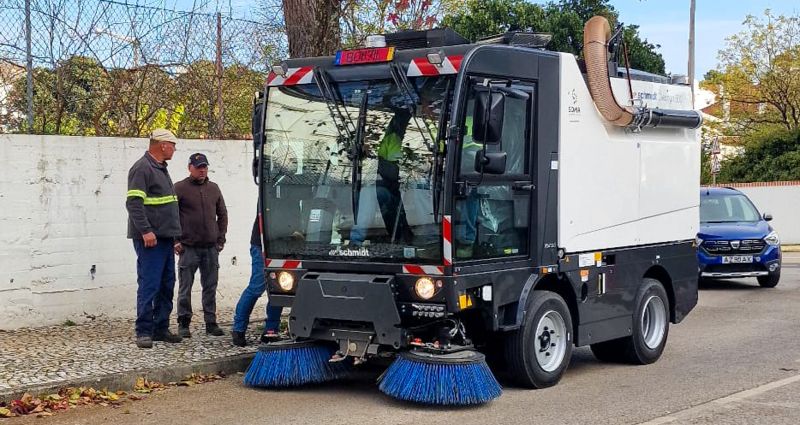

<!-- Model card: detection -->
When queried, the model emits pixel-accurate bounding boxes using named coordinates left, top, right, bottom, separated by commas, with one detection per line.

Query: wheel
left=757, top=271, right=780, bottom=288
left=590, top=278, right=670, bottom=365
left=505, top=291, right=573, bottom=389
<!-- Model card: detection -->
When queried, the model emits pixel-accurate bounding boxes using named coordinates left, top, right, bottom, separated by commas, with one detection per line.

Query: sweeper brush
left=378, top=350, right=502, bottom=405
left=244, top=340, right=349, bottom=388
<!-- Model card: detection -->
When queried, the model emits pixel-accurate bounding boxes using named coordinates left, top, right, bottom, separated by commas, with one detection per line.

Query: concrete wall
left=0, top=134, right=263, bottom=329
left=727, top=182, right=800, bottom=245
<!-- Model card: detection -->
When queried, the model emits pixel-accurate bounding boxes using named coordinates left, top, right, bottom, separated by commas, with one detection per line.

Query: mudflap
left=289, top=273, right=403, bottom=349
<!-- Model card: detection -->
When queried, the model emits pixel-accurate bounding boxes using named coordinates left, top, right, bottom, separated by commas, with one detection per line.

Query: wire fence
left=0, top=0, right=287, bottom=138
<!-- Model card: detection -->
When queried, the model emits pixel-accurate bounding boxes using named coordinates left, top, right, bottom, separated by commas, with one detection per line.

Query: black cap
left=189, top=153, right=209, bottom=167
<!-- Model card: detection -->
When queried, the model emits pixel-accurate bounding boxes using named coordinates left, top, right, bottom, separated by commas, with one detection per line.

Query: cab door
left=452, top=78, right=535, bottom=263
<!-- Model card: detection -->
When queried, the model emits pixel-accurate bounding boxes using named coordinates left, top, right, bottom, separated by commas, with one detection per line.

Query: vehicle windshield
left=700, top=192, right=761, bottom=223
left=261, top=76, right=450, bottom=263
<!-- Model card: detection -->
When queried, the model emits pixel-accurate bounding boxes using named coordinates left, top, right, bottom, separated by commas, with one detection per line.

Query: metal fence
left=0, top=0, right=286, bottom=138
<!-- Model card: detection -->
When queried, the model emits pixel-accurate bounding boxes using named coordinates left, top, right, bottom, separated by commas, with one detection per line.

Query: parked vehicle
left=697, top=187, right=781, bottom=287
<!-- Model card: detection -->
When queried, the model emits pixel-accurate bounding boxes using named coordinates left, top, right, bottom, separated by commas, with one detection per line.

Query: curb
left=0, top=352, right=255, bottom=403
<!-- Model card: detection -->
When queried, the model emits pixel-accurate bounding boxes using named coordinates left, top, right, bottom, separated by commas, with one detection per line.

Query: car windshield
left=700, top=192, right=761, bottom=223
left=261, top=76, right=450, bottom=263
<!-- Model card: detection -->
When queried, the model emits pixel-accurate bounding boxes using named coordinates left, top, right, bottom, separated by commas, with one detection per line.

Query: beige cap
left=149, top=128, right=178, bottom=144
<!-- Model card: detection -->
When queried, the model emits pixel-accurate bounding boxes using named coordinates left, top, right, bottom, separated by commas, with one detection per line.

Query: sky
left=174, top=0, right=800, bottom=79
left=604, top=0, right=800, bottom=78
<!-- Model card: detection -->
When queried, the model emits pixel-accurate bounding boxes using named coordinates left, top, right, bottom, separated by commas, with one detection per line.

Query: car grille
left=701, top=239, right=766, bottom=255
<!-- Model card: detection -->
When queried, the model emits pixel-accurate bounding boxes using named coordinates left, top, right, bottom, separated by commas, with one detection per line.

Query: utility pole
left=215, top=12, right=224, bottom=139
left=25, top=0, right=33, bottom=132
left=688, top=0, right=696, bottom=109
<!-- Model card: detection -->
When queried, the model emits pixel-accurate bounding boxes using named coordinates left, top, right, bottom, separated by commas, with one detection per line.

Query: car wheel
left=504, top=291, right=573, bottom=388
left=757, top=271, right=780, bottom=288
left=590, top=278, right=670, bottom=365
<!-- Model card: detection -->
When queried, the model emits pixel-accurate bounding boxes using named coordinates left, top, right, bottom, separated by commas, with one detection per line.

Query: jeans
left=232, top=244, right=282, bottom=333
left=133, top=238, right=176, bottom=337
left=177, top=246, right=220, bottom=325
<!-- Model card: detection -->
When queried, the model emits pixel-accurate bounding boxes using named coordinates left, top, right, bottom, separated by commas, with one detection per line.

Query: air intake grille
left=701, top=239, right=766, bottom=255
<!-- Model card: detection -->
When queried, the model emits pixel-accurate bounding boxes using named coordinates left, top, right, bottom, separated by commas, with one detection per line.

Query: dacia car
left=697, top=187, right=781, bottom=287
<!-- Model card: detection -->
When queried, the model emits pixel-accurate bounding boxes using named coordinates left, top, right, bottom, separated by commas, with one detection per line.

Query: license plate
left=722, top=255, right=753, bottom=264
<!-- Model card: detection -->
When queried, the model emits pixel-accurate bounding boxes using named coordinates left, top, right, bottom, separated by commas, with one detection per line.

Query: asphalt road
left=16, top=254, right=800, bottom=425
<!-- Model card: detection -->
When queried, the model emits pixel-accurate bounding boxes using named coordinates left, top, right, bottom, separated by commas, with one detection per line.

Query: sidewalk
left=0, top=309, right=265, bottom=402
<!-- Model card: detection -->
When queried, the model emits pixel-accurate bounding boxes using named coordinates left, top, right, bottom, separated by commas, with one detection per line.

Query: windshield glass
left=700, top=193, right=761, bottom=223
left=261, top=76, right=450, bottom=263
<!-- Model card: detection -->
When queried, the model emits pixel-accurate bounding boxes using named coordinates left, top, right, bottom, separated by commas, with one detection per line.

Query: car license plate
left=722, top=255, right=753, bottom=264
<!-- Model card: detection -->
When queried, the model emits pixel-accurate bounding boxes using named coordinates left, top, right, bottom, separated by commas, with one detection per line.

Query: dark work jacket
left=250, top=217, right=262, bottom=249
left=126, top=153, right=181, bottom=239
left=174, top=177, right=228, bottom=248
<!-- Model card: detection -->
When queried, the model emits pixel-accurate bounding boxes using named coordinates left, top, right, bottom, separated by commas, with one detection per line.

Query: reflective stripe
left=127, top=189, right=146, bottom=199
left=142, top=195, right=178, bottom=205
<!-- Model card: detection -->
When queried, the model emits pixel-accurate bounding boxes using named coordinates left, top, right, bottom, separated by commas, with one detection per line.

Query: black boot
left=178, top=318, right=191, bottom=338
left=206, top=323, right=224, bottom=336
left=153, top=330, right=182, bottom=343
left=231, top=331, right=246, bottom=347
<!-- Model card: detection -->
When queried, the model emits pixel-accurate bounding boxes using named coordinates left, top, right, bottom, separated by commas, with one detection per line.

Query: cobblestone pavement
left=0, top=308, right=266, bottom=396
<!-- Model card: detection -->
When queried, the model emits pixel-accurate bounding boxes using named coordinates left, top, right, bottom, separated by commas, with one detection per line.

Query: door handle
left=512, top=181, right=534, bottom=191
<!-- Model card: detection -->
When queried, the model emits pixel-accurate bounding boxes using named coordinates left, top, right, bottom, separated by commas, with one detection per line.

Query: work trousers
left=133, top=238, right=176, bottom=337
left=232, top=244, right=283, bottom=333
left=177, top=245, right=219, bottom=325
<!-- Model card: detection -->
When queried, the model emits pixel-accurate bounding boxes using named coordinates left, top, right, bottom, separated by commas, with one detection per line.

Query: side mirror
left=472, top=91, right=505, bottom=145
left=763, top=213, right=773, bottom=221
left=475, top=151, right=507, bottom=175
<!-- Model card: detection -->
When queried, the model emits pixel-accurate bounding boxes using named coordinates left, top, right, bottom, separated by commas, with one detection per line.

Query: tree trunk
left=282, top=0, right=342, bottom=58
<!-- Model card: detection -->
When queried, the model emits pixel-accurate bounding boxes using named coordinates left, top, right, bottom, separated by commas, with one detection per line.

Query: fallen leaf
left=0, top=407, right=12, bottom=417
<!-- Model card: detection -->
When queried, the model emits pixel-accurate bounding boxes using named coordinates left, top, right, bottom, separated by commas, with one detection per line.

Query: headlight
left=765, top=231, right=780, bottom=246
left=414, top=277, right=436, bottom=300
left=277, top=271, right=296, bottom=291
left=695, top=236, right=703, bottom=247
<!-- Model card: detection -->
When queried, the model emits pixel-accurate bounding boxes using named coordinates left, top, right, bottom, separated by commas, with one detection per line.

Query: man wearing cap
left=174, top=153, right=228, bottom=338
left=126, top=129, right=183, bottom=349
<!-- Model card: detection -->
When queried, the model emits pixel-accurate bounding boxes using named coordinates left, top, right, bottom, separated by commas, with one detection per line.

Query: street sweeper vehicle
left=245, top=15, right=702, bottom=405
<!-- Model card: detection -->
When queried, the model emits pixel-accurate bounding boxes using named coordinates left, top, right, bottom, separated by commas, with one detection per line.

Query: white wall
left=0, top=134, right=264, bottom=330
left=733, top=184, right=800, bottom=245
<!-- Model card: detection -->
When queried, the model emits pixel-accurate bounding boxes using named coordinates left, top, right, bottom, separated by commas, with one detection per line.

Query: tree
left=441, top=0, right=666, bottom=75
left=715, top=10, right=800, bottom=131
left=716, top=128, right=800, bottom=182
left=282, top=0, right=343, bottom=57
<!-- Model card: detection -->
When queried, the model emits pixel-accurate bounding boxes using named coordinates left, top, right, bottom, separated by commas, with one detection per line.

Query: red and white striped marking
left=264, top=259, right=303, bottom=269
left=267, top=67, right=314, bottom=86
left=406, top=55, right=463, bottom=77
left=402, top=265, right=444, bottom=275
left=442, top=215, right=452, bottom=266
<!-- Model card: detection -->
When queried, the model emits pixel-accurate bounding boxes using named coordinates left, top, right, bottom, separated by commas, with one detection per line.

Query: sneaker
left=206, top=323, right=225, bottom=336
left=136, top=336, right=153, bottom=349
left=153, top=330, right=182, bottom=343
left=260, top=329, right=282, bottom=344
left=178, top=325, right=192, bottom=339
left=231, top=331, right=247, bottom=347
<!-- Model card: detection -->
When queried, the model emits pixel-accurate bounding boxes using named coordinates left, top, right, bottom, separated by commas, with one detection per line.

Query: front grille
left=701, top=239, right=766, bottom=256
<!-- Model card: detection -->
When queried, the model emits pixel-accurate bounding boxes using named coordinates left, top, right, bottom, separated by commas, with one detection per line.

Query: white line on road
left=639, top=373, right=800, bottom=425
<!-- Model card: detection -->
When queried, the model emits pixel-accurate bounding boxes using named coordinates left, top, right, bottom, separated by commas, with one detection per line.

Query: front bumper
left=698, top=244, right=781, bottom=279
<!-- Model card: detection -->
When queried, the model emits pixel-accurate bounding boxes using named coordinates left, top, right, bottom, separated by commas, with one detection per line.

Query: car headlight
left=765, top=231, right=780, bottom=246
left=695, top=236, right=703, bottom=247
left=414, top=277, right=436, bottom=300
left=277, top=271, right=296, bottom=292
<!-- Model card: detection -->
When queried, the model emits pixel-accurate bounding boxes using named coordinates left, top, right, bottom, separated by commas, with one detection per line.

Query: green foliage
left=717, top=128, right=800, bottom=182
left=441, top=0, right=665, bottom=74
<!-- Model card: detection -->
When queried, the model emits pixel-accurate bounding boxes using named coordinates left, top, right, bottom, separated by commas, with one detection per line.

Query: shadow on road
left=699, top=278, right=762, bottom=291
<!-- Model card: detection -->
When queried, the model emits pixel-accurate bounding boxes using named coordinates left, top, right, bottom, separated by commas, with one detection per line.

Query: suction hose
left=582, top=16, right=702, bottom=130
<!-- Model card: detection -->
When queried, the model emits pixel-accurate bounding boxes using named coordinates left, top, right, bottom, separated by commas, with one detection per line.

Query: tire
left=505, top=291, right=573, bottom=389
left=590, top=278, right=670, bottom=365
left=757, top=271, right=780, bottom=288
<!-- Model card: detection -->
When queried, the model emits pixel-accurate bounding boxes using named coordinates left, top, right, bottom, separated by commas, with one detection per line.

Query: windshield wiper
left=351, top=90, right=369, bottom=225
left=313, top=67, right=356, bottom=187
left=389, top=63, right=436, bottom=153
